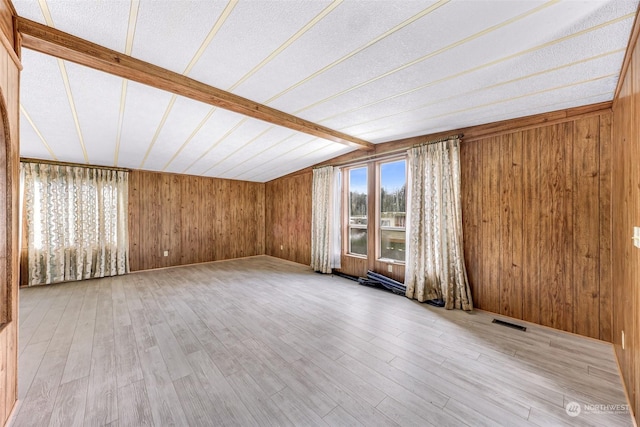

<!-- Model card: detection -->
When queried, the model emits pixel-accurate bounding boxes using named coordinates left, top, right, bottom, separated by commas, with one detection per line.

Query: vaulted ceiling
left=13, top=0, right=638, bottom=182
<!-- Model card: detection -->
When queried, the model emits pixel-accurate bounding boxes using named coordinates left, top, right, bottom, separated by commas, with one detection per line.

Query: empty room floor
left=11, top=256, right=632, bottom=426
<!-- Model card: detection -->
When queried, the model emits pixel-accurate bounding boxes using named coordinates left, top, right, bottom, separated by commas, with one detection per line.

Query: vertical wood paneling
left=598, top=113, right=612, bottom=343
left=522, top=127, right=541, bottom=325
left=500, top=132, right=523, bottom=319
left=459, top=114, right=611, bottom=340
left=128, top=171, right=265, bottom=271
left=461, top=137, right=482, bottom=306
left=540, top=123, right=570, bottom=331
left=0, top=1, right=20, bottom=423
left=255, top=184, right=265, bottom=255
left=561, top=122, right=575, bottom=334
left=266, top=109, right=613, bottom=345
left=572, top=116, right=600, bottom=338
left=612, top=24, right=640, bottom=423
left=128, top=170, right=140, bottom=272
left=481, top=136, right=502, bottom=314
left=265, top=172, right=312, bottom=266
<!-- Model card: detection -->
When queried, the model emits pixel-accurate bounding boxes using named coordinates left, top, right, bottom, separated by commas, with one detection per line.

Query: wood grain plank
left=573, top=115, right=601, bottom=339
left=598, top=113, right=613, bottom=342
left=562, top=122, right=575, bottom=334
left=461, top=139, right=482, bottom=306
left=13, top=257, right=634, bottom=427
left=129, top=170, right=266, bottom=271
left=539, top=123, right=569, bottom=330
left=481, top=136, right=501, bottom=313
left=48, top=376, right=89, bottom=427
left=522, top=127, right=541, bottom=324
left=128, top=170, right=140, bottom=272
left=138, top=345, right=189, bottom=427
left=116, top=379, right=153, bottom=427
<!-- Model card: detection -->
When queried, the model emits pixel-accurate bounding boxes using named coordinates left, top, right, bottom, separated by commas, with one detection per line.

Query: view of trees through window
left=379, top=160, right=406, bottom=261
left=348, top=167, right=367, bottom=255
left=346, top=159, right=406, bottom=261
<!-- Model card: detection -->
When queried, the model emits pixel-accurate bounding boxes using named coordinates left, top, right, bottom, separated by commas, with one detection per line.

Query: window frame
left=344, top=164, right=369, bottom=258
left=376, top=158, right=407, bottom=264
left=342, top=155, right=407, bottom=265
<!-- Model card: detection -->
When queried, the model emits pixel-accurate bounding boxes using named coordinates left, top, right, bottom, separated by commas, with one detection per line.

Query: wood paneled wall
left=611, top=13, right=640, bottom=423
left=266, top=104, right=614, bottom=343
left=461, top=114, right=612, bottom=341
left=128, top=170, right=265, bottom=271
left=264, top=172, right=312, bottom=265
left=0, top=0, right=20, bottom=425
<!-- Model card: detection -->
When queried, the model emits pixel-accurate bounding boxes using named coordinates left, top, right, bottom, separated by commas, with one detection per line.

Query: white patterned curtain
left=405, top=138, right=473, bottom=310
left=22, top=163, right=129, bottom=286
left=311, top=166, right=341, bottom=273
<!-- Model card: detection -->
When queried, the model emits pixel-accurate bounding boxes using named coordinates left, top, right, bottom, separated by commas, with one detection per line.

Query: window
left=343, top=157, right=407, bottom=263
left=348, top=167, right=368, bottom=256
left=379, top=160, right=406, bottom=261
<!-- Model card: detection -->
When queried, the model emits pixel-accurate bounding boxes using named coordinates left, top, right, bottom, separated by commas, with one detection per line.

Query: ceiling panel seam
left=20, top=104, right=57, bottom=160
left=182, top=118, right=247, bottom=174
left=316, top=14, right=634, bottom=127
left=365, top=73, right=617, bottom=134
left=290, top=0, right=560, bottom=117
left=217, top=133, right=297, bottom=176
left=241, top=137, right=325, bottom=180
left=426, top=73, right=617, bottom=119
left=241, top=140, right=331, bottom=181
left=185, top=0, right=451, bottom=175
left=229, top=0, right=342, bottom=92
left=202, top=126, right=274, bottom=175
left=331, top=48, right=624, bottom=133
left=39, top=0, right=89, bottom=163
left=139, top=0, right=238, bottom=169
left=262, top=0, right=449, bottom=105
left=452, top=91, right=612, bottom=132
left=161, top=108, right=216, bottom=170
left=114, top=0, right=140, bottom=166
left=349, top=90, right=612, bottom=144
left=163, top=0, right=343, bottom=173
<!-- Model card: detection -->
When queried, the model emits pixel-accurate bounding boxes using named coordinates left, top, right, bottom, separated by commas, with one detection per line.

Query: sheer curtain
left=311, top=166, right=341, bottom=273
left=404, top=138, right=473, bottom=310
left=22, top=162, right=129, bottom=286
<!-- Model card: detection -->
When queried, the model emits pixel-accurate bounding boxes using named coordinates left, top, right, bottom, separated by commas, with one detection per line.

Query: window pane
left=349, top=167, right=367, bottom=226
left=349, top=228, right=368, bottom=255
left=380, top=160, right=406, bottom=261
left=380, top=230, right=405, bottom=261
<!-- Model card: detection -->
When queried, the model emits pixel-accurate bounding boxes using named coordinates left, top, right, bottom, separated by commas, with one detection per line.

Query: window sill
left=344, top=253, right=367, bottom=260
left=377, top=258, right=406, bottom=265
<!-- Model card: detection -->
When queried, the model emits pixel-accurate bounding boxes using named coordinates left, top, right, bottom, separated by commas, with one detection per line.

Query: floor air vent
left=492, top=319, right=526, bottom=331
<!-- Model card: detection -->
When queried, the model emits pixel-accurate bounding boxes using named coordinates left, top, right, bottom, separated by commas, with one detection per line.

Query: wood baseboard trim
left=128, top=254, right=270, bottom=274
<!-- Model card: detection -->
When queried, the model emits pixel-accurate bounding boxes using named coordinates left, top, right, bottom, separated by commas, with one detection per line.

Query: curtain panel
left=404, top=138, right=473, bottom=310
left=311, top=166, right=341, bottom=273
left=22, top=163, right=129, bottom=286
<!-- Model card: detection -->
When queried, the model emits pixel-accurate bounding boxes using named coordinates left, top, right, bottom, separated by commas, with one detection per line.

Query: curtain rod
left=20, top=157, right=131, bottom=172
left=314, top=133, right=463, bottom=169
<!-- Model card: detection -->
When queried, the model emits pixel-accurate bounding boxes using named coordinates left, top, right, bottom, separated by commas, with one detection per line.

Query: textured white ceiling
left=14, top=0, right=639, bottom=182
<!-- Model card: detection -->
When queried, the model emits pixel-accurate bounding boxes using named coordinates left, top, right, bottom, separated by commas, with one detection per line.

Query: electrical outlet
left=163, top=250, right=169, bottom=257
left=280, top=245, right=283, bottom=250
left=387, top=264, right=393, bottom=272
left=634, top=227, right=640, bottom=248
left=622, top=330, right=625, bottom=350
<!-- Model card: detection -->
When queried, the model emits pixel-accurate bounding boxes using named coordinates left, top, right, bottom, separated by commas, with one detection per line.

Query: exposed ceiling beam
left=16, top=17, right=374, bottom=151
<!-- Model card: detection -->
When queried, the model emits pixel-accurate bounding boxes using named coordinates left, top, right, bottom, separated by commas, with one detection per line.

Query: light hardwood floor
left=10, top=256, right=633, bottom=426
